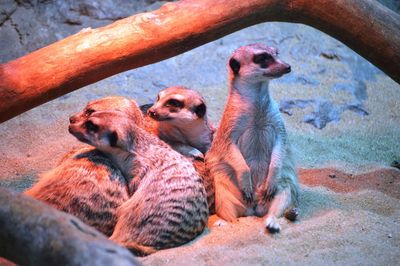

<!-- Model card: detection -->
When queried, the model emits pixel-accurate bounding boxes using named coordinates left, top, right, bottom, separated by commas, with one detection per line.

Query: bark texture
left=0, top=188, right=139, bottom=266
left=0, top=0, right=399, bottom=122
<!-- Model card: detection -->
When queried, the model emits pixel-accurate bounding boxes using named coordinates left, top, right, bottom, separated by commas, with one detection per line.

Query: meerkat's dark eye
left=229, top=58, right=241, bottom=75
left=194, top=103, right=206, bottom=118
left=253, top=53, right=274, bottom=68
left=166, top=99, right=184, bottom=108
left=85, top=108, right=95, bottom=115
left=108, top=131, right=118, bottom=147
left=85, top=121, right=99, bottom=133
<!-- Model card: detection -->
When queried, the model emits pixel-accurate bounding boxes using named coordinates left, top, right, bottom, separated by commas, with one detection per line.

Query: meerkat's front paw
left=265, top=215, right=281, bottom=233
left=187, top=148, right=204, bottom=161
left=262, top=181, right=278, bottom=201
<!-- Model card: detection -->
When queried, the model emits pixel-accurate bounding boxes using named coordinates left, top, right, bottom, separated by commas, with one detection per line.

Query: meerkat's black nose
left=148, top=108, right=157, bottom=118
left=69, top=115, right=77, bottom=124
left=285, top=65, right=291, bottom=73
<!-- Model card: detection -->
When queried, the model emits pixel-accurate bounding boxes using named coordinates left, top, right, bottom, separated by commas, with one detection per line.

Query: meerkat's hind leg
left=264, top=187, right=294, bottom=233
left=123, top=241, right=157, bottom=257
left=214, top=172, right=246, bottom=222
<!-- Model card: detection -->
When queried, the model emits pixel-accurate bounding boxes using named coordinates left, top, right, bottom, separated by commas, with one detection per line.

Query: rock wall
left=1, top=0, right=399, bottom=64
left=0, top=0, right=168, bottom=63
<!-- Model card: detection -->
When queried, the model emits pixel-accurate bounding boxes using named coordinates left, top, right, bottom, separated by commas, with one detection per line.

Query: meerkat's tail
left=194, top=160, right=215, bottom=214
left=124, top=241, right=157, bottom=257
left=214, top=175, right=246, bottom=222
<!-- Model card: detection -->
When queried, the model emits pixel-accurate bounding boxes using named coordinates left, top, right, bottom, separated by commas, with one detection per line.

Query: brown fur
left=25, top=147, right=129, bottom=236
left=69, top=108, right=209, bottom=255
left=143, top=86, right=215, bottom=158
left=24, top=96, right=142, bottom=236
left=142, top=86, right=216, bottom=213
left=205, top=44, right=299, bottom=232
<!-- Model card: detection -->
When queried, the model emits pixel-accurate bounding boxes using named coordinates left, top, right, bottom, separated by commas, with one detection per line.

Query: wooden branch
left=0, top=0, right=399, bottom=122
left=0, top=188, right=139, bottom=265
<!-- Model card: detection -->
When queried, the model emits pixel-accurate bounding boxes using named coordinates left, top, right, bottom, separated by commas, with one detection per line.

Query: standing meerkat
left=142, top=86, right=215, bottom=159
left=68, top=109, right=208, bottom=256
left=205, top=43, right=299, bottom=232
left=25, top=96, right=143, bottom=236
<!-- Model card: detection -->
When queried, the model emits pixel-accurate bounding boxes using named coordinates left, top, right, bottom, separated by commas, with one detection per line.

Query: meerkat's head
left=69, top=96, right=144, bottom=128
left=69, top=110, right=135, bottom=153
left=228, top=43, right=291, bottom=84
left=147, top=86, right=208, bottom=125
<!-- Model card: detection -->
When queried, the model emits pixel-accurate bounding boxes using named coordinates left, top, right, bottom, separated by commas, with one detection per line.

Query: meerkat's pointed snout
left=147, top=108, right=157, bottom=119
left=69, top=115, right=77, bottom=124
left=283, top=64, right=291, bottom=74
left=267, top=60, right=291, bottom=78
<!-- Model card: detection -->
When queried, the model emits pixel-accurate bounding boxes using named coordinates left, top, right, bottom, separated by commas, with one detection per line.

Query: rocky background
left=0, top=1, right=399, bottom=265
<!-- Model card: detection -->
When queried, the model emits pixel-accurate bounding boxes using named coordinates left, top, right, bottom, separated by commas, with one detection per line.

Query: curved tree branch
left=0, top=0, right=399, bottom=122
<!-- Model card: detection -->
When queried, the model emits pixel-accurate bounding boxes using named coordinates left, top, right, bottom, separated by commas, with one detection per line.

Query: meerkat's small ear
left=194, top=103, right=206, bottom=118
left=108, top=131, right=118, bottom=147
left=229, top=58, right=240, bottom=75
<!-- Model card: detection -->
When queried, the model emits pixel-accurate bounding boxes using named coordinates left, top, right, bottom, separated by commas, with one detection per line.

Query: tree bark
left=0, top=0, right=399, bottom=123
left=0, top=188, right=139, bottom=266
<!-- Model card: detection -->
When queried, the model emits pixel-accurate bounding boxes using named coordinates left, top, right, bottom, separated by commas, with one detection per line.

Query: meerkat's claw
left=213, top=219, right=228, bottom=227
left=265, top=215, right=281, bottom=233
left=263, top=183, right=278, bottom=201
left=241, top=188, right=254, bottom=203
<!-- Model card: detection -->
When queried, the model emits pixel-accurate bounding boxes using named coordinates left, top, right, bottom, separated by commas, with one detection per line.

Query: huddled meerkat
left=25, top=147, right=128, bottom=237
left=142, top=86, right=215, bottom=159
left=68, top=108, right=208, bottom=256
left=141, top=86, right=216, bottom=212
left=24, top=96, right=143, bottom=236
left=26, top=93, right=215, bottom=237
left=205, top=43, right=299, bottom=233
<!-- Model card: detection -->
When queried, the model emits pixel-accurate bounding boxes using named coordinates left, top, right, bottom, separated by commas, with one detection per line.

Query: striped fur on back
left=25, top=147, right=129, bottom=236
left=69, top=109, right=209, bottom=255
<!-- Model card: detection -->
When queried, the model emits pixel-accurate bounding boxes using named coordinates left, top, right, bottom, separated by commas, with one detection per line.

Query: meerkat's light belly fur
left=206, top=43, right=299, bottom=232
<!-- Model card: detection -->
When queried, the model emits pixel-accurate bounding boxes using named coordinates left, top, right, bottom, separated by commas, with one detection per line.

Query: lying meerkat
left=25, top=147, right=128, bottom=236
left=205, top=44, right=299, bottom=232
left=68, top=109, right=208, bottom=256
left=142, top=86, right=215, bottom=159
left=26, top=94, right=215, bottom=237
left=24, top=96, right=142, bottom=236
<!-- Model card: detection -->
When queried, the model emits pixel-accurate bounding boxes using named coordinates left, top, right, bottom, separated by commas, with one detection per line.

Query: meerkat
left=205, top=43, right=299, bottom=233
left=68, top=108, right=209, bottom=256
left=26, top=93, right=215, bottom=238
left=141, top=86, right=216, bottom=211
left=24, top=147, right=129, bottom=237
left=24, top=96, right=143, bottom=236
left=142, top=86, right=215, bottom=158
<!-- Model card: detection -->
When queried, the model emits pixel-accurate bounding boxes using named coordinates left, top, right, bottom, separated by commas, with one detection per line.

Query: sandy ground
left=0, top=21, right=399, bottom=265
